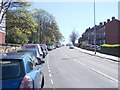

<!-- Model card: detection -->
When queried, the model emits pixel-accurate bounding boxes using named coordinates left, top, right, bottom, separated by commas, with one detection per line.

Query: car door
left=28, top=56, right=43, bottom=89
left=33, top=65, right=43, bottom=89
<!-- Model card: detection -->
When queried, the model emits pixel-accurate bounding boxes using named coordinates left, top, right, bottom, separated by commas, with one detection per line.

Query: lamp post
left=94, top=0, right=96, bottom=54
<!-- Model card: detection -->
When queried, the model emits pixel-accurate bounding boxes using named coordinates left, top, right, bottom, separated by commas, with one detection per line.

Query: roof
left=0, top=52, right=29, bottom=60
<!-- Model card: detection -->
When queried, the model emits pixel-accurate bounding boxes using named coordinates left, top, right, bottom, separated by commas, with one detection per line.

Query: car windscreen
left=0, top=60, right=25, bottom=80
left=18, top=50, right=37, bottom=57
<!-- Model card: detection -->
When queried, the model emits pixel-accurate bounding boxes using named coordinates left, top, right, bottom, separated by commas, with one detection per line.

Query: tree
left=69, top=28, right=79, bottom=45
left=0, top=1, right=30, bottom=24
left=33, top=8, right=63, bottom=44
left=6, top=2, right=37, bottom=44
left=0, top=0, right=12, bottom=24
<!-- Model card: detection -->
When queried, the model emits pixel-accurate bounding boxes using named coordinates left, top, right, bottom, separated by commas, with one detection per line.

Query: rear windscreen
left=0, top=60, right=25, bottom=80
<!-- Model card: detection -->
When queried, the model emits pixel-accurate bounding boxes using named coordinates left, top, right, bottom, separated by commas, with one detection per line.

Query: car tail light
left=19, top=75, right=33, bottom=90
left=37, top=57, right=42, bottom=62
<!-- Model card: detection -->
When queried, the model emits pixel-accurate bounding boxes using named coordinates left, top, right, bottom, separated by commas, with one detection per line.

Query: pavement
left=75, top=47, right=120, bottom=62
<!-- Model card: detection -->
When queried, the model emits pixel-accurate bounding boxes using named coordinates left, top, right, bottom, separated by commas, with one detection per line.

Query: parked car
left=22, top=44, right=43, bottom=58
left=40, top=44, right=48, bottom=58
left=89, top=44, right=101, bottom=51
left=69, top=44, right=74, bottom=49
left=17, top=49, right=43, bottom=64
left=1, top=52, right=44, bottom=89
left=47, top=45, right=53, bottom=51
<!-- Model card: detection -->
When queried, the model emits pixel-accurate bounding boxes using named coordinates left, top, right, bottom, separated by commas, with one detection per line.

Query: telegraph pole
left=94, top=0, right=96, bottom=54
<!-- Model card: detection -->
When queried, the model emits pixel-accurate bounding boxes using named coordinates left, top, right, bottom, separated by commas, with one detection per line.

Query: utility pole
left=94, top=0, right=96, bottom=54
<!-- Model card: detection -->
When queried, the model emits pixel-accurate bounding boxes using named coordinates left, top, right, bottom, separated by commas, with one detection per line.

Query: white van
left=22, top=44, right=43, bottom=58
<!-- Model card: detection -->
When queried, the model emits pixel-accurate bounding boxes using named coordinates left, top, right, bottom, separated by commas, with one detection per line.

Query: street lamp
left=94, top=0, right=96, bottom=54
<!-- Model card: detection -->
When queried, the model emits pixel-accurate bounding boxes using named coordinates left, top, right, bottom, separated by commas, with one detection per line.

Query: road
left=42, top=46, right=118, bottom=88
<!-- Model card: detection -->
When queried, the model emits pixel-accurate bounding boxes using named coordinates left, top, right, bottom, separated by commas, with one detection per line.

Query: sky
left=30, top=1, right=118, bottom=44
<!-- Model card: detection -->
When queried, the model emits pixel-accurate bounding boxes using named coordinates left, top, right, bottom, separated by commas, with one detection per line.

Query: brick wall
left=0, top=32, right=5, bottom=44
left=105, top=17, right=120, bottom=44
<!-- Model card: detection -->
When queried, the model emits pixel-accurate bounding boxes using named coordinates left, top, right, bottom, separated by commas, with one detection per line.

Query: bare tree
left=0, top=0, right=12, bottom=24
left=69, top=28, right=79, bottom=45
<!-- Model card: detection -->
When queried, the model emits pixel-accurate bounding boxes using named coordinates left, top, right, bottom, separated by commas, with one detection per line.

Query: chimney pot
left=112, top=17, right=115, bottom=20
left=107, top=19, right=110, bottom=22
left=100, top=22, right=102, bottom=25
left=104, top=22, right=106, bottom=25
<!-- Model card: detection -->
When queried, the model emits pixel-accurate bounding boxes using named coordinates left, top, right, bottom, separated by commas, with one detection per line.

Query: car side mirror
left=35, top=61, right=45, bottom=66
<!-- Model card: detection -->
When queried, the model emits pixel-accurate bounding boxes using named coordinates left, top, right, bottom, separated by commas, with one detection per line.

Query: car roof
left=0, top=52, right=30, bottom=60
left=17, top=49, right=37, bottom=52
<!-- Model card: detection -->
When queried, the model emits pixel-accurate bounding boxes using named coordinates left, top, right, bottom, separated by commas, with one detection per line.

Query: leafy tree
left=33, top=8, right=63, bottom=44
left=6, top=2, right=37, bottom=44
left=6, top=2, right=64, bottom=45
left=69, top=29, right=79, bottom=45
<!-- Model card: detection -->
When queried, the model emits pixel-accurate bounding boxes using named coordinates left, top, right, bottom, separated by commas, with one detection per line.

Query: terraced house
left=78, top=17, right=120, bottom=46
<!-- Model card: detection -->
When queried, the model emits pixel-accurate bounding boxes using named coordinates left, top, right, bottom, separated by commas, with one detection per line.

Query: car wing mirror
left=36, top=61, right=45, bottom=65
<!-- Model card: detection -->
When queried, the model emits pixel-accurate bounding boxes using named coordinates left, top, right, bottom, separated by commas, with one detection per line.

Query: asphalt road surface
left=42, top=46, right=118, bottom=88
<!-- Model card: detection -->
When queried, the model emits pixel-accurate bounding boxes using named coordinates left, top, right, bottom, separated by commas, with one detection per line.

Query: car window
left=28, top=61, right=34, bottom=70
left=0, top=60, right=25, bottom=80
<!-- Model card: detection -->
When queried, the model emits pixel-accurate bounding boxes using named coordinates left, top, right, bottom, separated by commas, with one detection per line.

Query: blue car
left=0, top=52, right=44, bottom=90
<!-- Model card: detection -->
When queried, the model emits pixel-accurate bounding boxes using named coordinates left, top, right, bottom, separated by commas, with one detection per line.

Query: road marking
left=91, top=68, right=118, bottom=82
left=48, top=66, right=50, bottom=69
left=50, top=79, right=54, bottom=84
left=65, top=55, right=71, bottom=58
left=46, top=54, right=54, bottom=85
left=73, top=59, right=86, bottom=66
left=48, top=69, right=51, bottom=73
left=49, top=73, right=52, bottom=77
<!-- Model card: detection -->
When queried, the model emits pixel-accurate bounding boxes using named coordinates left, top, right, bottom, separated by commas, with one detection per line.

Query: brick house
left=78, top=17, right=120, bottom=45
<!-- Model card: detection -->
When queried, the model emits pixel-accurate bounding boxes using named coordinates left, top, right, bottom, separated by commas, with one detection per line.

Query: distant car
left=1, top=52, right=44, bottom=89
left=17, top=49, right=43, bottom=64
left=69, top=44, right=74, bottom=49
left=52, top=45, right=56, bottom=49
left=47, top=45, right=53, bottom=51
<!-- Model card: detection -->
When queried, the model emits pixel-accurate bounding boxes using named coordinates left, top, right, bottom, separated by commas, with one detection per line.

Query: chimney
left=112, top=17, right=115, bottom=20
left=100, top=22, right=102, bottom=25
left=104, top=21, right=106, bottom=25
left=88, top=27, right=90, bottom=29
left=107, top=19, right=110, bottom=22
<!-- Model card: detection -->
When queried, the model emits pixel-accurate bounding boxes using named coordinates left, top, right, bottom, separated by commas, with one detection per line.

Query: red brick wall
left=105, top=19, right=120, bottom=44
left=0, top=32, right=5, bottom=44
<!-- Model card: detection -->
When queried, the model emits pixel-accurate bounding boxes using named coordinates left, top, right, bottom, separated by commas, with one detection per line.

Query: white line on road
left=48, top=69, right=51, bottom=73
left=49, top=73, right=52, bottom=77
left=91, top=68, right=118, bottom=82
left=73, top=59, right=86, bottom=66
left=65, top=55, right=71, bottom=58
left=48, top=66, right=50, bottom=70
left=50, top=79, right=54, bottom=84
left=46, top=54, right=54, bottom=85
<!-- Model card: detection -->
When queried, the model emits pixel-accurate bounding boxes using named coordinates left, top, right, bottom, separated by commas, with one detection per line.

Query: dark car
left=69, top=44, right=74, bottom=49
left=0, top=52, right=44, bottom=89
left=40, top=44, right=48, bottom=58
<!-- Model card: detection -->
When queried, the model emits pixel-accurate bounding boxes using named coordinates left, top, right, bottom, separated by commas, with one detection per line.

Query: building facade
left=78, top=17, right=120, bottom=45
